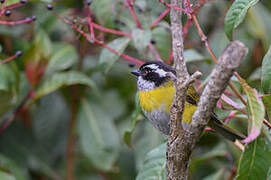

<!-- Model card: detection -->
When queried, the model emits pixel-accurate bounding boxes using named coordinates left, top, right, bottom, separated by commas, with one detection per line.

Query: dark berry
left=47, top=4, right=53, bottom=10
left=128, top=63, right=135, bottom=68
left=136, top=7, right=143, bottom=13
left=31, top=16, right=36, bottom=21
left=114, top=19, right=120, bottom=24
left=15, top=50, right=22, bottom=57
left=4, top=10, right=11, bottom=17
left=119, top=21, right=126, bottom=26
left=0, top=0, right=5, bottom=4
left=72, top=19, right=77, bottom=24
left=150, top=38, right=156, bottom=44
left=20, top=0, right=27, bottom=4
left=86, top=0, right=92, bottom=6
left=146, top=7, right=152, bottom=12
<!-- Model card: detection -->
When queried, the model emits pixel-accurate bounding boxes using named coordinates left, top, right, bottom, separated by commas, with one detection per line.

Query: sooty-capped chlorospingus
left=131, top=61, right=245, bottom=141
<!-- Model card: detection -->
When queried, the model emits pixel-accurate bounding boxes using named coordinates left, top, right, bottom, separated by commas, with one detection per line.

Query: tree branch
left=167, top=38, right=248, bottom=179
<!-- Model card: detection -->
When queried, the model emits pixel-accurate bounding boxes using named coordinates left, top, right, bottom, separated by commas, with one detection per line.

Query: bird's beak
left=131, top=69, right=140, bottom=77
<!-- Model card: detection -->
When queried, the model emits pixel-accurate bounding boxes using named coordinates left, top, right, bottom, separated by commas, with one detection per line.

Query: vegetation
left=0, top=0, right=271, bottom=179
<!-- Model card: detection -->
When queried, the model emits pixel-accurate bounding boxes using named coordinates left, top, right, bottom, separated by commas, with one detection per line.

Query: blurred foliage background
left=0, top=0, right=271, bottom=180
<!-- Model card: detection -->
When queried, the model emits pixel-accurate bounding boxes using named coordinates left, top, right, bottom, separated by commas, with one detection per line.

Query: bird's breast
left=138, top=81, right=175, bottom=113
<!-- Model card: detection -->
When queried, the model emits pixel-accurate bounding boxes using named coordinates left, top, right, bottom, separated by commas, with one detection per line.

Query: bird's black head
left=131, top=61, right=176, bottom=90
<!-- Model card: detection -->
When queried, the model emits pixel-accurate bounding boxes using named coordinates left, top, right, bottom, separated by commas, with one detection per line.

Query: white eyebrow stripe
left=146, top=64, right=159, bottom=69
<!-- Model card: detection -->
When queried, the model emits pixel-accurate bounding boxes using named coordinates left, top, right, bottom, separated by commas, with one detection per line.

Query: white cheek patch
left=155, top=68, right=167, bottom=77
left=137, top=76, right=156, bottom=91
left=146, top=64, right=167, bottom=77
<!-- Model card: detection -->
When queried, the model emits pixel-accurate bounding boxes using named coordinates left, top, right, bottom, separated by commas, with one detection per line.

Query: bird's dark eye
left=141, top=69, right=148, bottom=76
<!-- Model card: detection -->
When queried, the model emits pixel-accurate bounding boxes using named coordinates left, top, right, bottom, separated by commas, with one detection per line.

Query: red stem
left=94, top=39, right=143, bottom=65
left=0, top=2, right=23, bottom=16
left=158, top=0, right=189, bottom=14
left=126, top=0, right=142, bottom=29
left=92, top=23, right=131, bottom=37
left=167, top=50, right=173, bottom=64
left=54, top=12, right=144, bottom=66
left=150, top=8, right=170, bottom=28
left=84, top=7, right=95, bottom=41
left=0, top=55, right=17, bottom=65
left=148, top=43, right=163, bottom=61
left=0, top=18, right=34, bottom=25
left=0, top=90, right=34, bottom=134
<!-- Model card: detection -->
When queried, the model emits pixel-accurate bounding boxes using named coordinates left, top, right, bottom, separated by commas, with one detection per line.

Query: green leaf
left=77, top=98, right=120, bottom=171
left=132, top=28, right=152, bottom=54
left=152, top=27, right=171, bottom=60
left=90, top=0, right=116, bottom=27
left=236, top=136, right=271, bottom=180
left=239, top=77, right=264, bottom=143
left=203, top=169, right=228, bottom=180
left=5, top=0, right=19, bottom=6
left=224, top=0, right=259, bottom=40
left=267, top=167, right=271, bottom=180
left=99, top=37, right=130, bottom=73
left=0, top=64, right=18, bottom=118
left=136, top=143, right=166, bottom=180
left=34, top=30, right=52, bottom=60
left=261, top=46, right=271, bottom=94
left=247, top=4, right=271, bottom=50
left=0, top=171, right=15, bottom=180
left=190, top=143, right=228, bottom=172
left=184, top=49, right=211, bottom=63
left=34, top=71, right=96, bottom=100
left=123, top=92, right=141, bottom=147
left=45, top=43, right=78, bottom=74
left=0, top=154, right=27, bottom=180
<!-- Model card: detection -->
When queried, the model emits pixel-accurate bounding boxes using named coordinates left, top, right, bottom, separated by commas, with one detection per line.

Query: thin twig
left=92, top=23, right=131, bottom=37
left=148, top=43, right=163, bottom=61
left=126, top=0, right=142, bottom=29
left=0, top=90, right=34, bottom=134
left=52, top=11, right=144, bottom=66
left=0, top=17, right=35, bottom=25
left=150, top=8, right=170, bottom=28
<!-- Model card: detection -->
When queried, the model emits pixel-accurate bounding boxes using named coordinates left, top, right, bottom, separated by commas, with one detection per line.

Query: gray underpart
left=143, top=109, right=170, bottom=135
left=142, top=109, right=190, bottom=135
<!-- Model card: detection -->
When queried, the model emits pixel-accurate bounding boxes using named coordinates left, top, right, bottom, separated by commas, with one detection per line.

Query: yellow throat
left=138, top=81, right=198, bottom=124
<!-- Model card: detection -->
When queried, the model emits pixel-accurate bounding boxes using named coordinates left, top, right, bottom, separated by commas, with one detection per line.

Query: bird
left=131, top=60, right=245, bottom=141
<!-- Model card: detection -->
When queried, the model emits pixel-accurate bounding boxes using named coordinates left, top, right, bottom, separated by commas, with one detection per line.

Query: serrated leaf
left=239, top=77, right=264, bottom=143
left=77, top=98, right=120, bottom=171
left=261, top=46, right=271, bottom=94
left=184, top=49, right=211, bottom=63
left=34, top=71, right=96, bottom=100
left=99, top=37, right=130, bottom=73
left=236, top=136, right=271, bottom=180
left=224, top=0, right=259, bottom=40
left=136, top=143, right=166, bottom=180
left=132, top=28, right=151, bottom=54
left=45, top=43, right=78, bottom=74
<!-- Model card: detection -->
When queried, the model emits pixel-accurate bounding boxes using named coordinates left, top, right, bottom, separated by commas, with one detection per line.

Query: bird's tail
left=208, top=113, right=246, bottom=142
